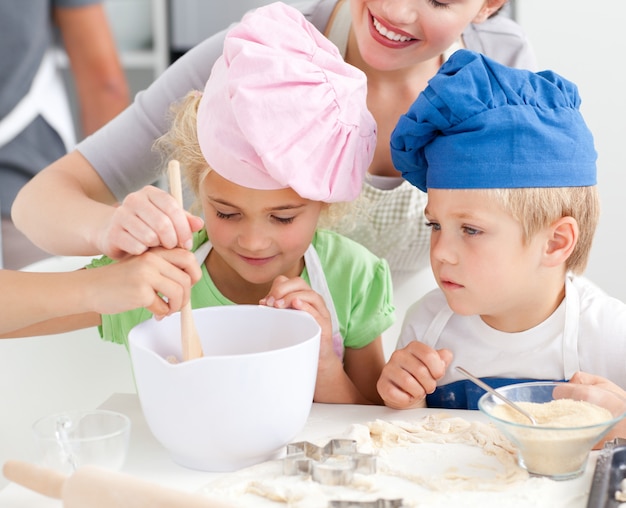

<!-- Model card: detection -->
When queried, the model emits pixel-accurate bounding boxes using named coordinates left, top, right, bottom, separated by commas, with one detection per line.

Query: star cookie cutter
left=283, top=439, right=376, bottom=486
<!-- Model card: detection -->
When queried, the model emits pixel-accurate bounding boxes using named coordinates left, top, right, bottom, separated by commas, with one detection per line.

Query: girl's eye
left=216, top=210, right=236, bottom=220
left=425, top=221, right=440, bottom=231
left=272, top=216, right=295, bottom=225
left=427, top=0, right=450, bottom=8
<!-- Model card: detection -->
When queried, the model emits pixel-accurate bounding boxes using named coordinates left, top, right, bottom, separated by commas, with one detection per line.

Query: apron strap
left=562, top=275, right=581, bottom=378
left=421, top=305, right=454, bottom=347
left=304, top=245, right=344, bottom=358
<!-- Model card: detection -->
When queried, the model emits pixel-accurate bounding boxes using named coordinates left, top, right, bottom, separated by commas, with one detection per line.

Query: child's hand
left=377, top=342, right=453, bottom=409
left=260, top=275, right=347, bottom=396
left=260, top=275, right=333, bottom=354
left=88, top=247, right=202, bottom=319
left=568, top=371, right=626, bottom=448
left=98, top=185, right=204, bottom=260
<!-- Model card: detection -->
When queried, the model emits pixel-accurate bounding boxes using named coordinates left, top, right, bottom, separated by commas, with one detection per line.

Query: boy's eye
left=462, top=226, right=481, bottom=236
left=425, top=221, right=440, bottom=231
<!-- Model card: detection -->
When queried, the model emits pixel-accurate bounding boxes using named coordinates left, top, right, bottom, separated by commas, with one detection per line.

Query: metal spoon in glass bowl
left=455, top=366, right=538, bottom=425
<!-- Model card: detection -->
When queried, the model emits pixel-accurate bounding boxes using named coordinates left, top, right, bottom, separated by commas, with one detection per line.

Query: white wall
left=516, top=1, right=626, bottom=303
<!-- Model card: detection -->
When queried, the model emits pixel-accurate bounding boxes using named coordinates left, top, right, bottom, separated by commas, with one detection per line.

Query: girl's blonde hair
left=154, top=91, right=209, bottom=215
left=486, top=186, right=600, bottom=274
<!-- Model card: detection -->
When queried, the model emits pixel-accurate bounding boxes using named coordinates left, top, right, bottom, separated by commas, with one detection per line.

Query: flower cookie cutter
left=283, top=438, right=376, bottom=485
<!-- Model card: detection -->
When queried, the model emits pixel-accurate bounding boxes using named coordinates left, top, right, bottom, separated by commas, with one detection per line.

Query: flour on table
left=199, top=413, right=593, bottom=507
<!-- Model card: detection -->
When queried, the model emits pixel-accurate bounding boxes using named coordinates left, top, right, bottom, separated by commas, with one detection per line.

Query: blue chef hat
left=390, top=49, right=597, bottom=192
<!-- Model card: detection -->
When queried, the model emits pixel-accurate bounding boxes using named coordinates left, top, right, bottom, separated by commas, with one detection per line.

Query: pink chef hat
left=196, top=2, right=376, bottom=203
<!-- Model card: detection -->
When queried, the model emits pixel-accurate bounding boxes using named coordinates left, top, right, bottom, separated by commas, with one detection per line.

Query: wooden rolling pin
left=3, top=460, right=234, bottom=508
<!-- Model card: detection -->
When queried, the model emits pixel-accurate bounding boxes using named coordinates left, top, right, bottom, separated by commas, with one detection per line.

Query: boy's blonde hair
left=486, top=186, right=599, bottom=274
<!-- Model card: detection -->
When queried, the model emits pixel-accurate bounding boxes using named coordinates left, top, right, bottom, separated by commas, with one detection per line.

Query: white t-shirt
left=397, top=275, right=626, bottom=389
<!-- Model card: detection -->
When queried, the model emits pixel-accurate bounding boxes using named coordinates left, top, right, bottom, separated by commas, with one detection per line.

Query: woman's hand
left=98, top=185, right=204, bottom=259
left=377, top=341, right=453, bottom=409
left=98, top=185, right=204, bottom=260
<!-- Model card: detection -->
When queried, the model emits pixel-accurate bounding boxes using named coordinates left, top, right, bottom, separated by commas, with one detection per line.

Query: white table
left=0, top=393, right=598, bottom=507
left=0, top=256, right=600, bottom=506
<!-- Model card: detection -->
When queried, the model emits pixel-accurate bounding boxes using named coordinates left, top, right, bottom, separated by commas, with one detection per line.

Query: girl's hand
left=260, top=275, right=351, bottom=399
left=260, top=275, right=333, bottom=358
left=377, top=341, right=453, bottom=409
left=88, top=247, right=202, bottom=319
left=99, top=185, right=204, bottom=260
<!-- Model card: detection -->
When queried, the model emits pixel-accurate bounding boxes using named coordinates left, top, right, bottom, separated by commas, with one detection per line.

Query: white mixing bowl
left=128, top=305, right=320, bottom=472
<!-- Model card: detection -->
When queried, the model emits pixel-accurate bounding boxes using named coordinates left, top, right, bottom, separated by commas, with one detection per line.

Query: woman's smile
left=371, top=12, right=417, bottom=42
left=369, top=11, right=417, bottom=48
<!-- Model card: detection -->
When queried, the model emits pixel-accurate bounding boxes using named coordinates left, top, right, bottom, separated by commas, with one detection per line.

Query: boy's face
left=425, top=189, right=550, bottom=331
left=199, top=170, right=323, bottom=300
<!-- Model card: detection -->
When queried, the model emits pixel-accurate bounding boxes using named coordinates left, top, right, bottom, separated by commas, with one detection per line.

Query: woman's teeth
left=373, top=17, right=413, bottom=42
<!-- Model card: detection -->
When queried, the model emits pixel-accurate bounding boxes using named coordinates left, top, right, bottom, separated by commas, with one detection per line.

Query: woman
left=11, top=0, right=535, bottom=281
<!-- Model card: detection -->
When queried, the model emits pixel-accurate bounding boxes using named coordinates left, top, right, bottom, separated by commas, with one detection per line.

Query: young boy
left=377, top=49, right=626, bottom=412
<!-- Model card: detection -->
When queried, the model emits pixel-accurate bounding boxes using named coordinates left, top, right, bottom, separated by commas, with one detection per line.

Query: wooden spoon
left=167, top=160, right=204, bottom=361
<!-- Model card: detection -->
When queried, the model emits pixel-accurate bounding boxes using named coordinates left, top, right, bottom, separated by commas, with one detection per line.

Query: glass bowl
left=478, top=381, right=626, bottom=480
left=32, top=409, right=131, bottom=474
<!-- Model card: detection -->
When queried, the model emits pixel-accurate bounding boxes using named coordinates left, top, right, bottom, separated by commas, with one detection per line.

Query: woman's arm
left=0, top=247, right=202, bottom=337
left=12, top=151, right=203, bottom=259
left=12, top=26, right=222, bottom=257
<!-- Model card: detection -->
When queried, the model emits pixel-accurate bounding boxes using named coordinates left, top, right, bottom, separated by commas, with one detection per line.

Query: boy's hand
left=98, top=185, right=204, bottom=260
left=377, top=342, right=453, bottom=409
left=568, top=371, right=626, bottom=448
left=88, top=247, right=202, bottom=318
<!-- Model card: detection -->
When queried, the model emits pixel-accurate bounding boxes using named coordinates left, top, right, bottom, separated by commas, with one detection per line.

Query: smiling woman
left=11, top=0, right=535, bottom=291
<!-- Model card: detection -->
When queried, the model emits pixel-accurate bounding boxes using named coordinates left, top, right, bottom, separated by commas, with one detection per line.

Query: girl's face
left=200, top=171, right=324, bottom=298
left=425, top=189, right=551, bottom=332
left=349, top=0, right=502, bottom=71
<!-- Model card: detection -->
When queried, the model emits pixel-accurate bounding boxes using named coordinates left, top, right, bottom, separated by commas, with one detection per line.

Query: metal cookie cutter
left=283, top=439, right=376, bottom=485
left=328, top=499, right=404, bottom=508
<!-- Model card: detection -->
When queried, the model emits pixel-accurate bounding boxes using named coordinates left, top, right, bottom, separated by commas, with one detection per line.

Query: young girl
left=4, top=3, right=395, bottom=405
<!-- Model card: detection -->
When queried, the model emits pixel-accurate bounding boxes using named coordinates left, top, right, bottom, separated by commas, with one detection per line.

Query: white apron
left=0, top=50, right=76, bottom=151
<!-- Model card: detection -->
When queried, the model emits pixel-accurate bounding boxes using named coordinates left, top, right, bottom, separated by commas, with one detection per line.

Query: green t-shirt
left=90, top=228, right=395, bottom=351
